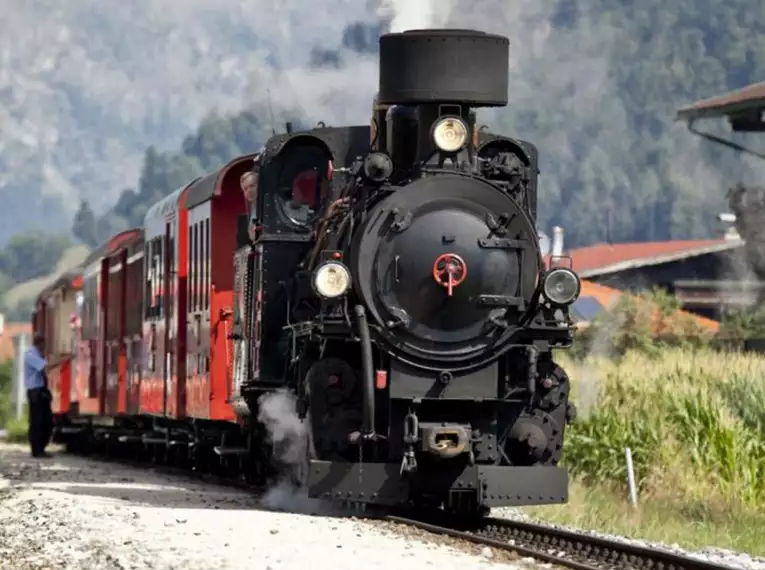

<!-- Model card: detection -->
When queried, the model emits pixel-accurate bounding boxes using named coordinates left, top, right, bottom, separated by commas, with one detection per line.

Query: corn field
left=560, top=349, right=765, bottom=510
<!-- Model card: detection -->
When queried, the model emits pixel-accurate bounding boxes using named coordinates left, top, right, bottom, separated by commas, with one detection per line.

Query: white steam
left=256, top=389, right=314, bottom=512
left=256, top=388, right=345, bottom=515
left=257, top=388, right=307, bottom=468
left=380, top=0, right=455, bottom=32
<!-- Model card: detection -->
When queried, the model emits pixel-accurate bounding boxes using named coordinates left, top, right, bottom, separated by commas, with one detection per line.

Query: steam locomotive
left=34, top=29, right=580, bottom=517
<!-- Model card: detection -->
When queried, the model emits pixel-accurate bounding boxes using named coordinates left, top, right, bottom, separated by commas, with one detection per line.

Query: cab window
left=275, top=143, right=332, bottom=227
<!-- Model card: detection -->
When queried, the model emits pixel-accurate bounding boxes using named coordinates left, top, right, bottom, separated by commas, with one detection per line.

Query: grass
left=526, top=479, right=765, bottom=555
left=521, top=348, right=765, bottom=556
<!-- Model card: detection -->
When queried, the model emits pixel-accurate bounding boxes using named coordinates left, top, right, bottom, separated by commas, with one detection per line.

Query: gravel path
left=0, top=443, right=546, bottom=570
left=492, top=507, right=765, bottom=570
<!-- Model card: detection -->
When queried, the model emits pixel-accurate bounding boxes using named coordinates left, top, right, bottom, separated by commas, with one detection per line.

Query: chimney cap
left=718, top=212, right=737, bottom=224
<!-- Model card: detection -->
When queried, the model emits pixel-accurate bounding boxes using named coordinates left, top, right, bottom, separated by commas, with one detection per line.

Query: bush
left=570, top=288, right=714, bottom=359
left=5, top=413, right=27, bottom=443
left=0, top=359, right=15, bottom=428
left=718, top=305, right=765, bottom=345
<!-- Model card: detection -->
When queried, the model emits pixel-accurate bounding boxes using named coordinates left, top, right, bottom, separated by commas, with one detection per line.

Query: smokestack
left=552, top=226, right=564, bottom=257
left=718, top=212, right=741, bottom=241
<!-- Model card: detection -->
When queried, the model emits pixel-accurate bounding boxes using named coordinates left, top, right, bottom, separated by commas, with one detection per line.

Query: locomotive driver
left=240, top=153, right=262, bottom=241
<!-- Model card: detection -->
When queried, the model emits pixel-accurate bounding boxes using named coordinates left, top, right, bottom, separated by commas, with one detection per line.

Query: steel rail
left=384, top=512, right=739, bottom=570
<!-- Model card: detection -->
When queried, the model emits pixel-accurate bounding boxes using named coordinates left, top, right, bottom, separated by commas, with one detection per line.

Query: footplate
left=308, top=460, right=569, bottom=507
left=308, top=461, right=409, bottom=505
left=473, top=465, right=568, bottom=506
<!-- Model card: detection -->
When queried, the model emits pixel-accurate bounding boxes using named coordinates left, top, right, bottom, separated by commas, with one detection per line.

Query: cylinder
left=378, top=29, right=510, bottom=107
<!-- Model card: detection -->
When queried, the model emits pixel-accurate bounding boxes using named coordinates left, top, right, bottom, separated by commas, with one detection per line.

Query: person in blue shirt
left=24, top=333, right=53, bottom=458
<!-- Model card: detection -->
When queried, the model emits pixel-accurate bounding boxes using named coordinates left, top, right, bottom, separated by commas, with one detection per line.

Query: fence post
left=625, top=447, right=638, bottom=506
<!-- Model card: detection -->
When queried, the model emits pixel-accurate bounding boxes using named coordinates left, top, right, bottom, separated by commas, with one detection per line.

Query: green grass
left=526, top=479, right=765, bottom=555
left=521, top=349, right=765, bottom=556
left=4, top=413, right=27, bottom=444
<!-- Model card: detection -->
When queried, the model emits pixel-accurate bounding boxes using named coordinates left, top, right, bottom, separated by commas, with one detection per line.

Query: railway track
left=383, top=512, right=739, bottom=570
left=61, top=445, right=737, bottom=570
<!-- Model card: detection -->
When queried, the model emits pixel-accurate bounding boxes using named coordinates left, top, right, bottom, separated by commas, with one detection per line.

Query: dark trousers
left=27, top=388, right=52, bottom=456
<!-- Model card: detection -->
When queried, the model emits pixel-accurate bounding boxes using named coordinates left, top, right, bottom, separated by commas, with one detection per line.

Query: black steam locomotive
left=233, top=29, right=580, bottom=516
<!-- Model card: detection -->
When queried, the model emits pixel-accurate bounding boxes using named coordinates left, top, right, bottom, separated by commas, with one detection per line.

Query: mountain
left=0, top=0, right=384, bottom=244
left=1, top=0, right=765, bottom=249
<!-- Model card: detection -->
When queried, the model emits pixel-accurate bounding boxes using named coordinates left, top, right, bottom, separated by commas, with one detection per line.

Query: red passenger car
left=45, top=152, right=256, bottom=460
left=74, top=229, right=145, bottom=417
left=31, top=270, right=82, bottom=425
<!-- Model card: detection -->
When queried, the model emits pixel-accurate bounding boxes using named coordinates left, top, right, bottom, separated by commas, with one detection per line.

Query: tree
left=96, top=109, right=269, bottom=232
left=72, top=199, right=99, bottom=248
left=0, top=233, right=72, bottom=283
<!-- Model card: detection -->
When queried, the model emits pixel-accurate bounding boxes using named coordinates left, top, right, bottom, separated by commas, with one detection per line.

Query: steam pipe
left=354, top=304, right=376, bottom=437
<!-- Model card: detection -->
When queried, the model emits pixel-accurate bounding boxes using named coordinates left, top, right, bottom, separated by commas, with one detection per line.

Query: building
left=676, top=81, right=765, bottom=132
left=548, top=226, right=758, bottom=321
left=0, top=318, right=31, bottom=361
left=571, top=279, right=721, bottom=333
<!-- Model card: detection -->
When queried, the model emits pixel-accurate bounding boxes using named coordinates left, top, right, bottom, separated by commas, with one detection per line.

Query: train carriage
left=75, top=229, right=144, bottom=418
left=142, top=188, right=185, bottom=418
left=32, top=270, right=83, bottom=426
left=181, top=153, right=257, bottom=424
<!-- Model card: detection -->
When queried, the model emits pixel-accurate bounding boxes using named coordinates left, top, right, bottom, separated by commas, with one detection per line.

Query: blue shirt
left=24, top=346, right=47, bottom=390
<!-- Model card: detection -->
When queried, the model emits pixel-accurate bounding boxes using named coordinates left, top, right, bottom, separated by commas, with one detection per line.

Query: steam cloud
left=256, top=388, right=311, bottom=511
left=256, top=388, right=344, bottom=515
left=257, top=388, right=307, bottom=468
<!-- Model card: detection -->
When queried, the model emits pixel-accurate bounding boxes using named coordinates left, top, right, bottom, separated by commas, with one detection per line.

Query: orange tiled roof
left=0, top=323, right=32, bottom=362
left=549, top=239, right=742, bottom=277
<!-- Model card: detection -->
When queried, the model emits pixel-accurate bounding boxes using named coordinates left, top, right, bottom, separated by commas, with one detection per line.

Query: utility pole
left=14, top=333, right=27, bottom=420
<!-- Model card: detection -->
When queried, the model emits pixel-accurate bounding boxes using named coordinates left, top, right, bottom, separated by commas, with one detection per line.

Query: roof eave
left=676, top=100, right=765, bottom=122
left=578, top=240, right=744, bottom=279
left=675, top=81, right=765, bottom=123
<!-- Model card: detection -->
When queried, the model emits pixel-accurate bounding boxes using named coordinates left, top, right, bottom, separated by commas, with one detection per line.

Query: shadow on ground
left=0, top=443, right=349, bottom=517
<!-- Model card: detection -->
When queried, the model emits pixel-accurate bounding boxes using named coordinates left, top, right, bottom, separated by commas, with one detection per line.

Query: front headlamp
left=542, top=268, right=581, bottom=306
left=312, top=261, right=352, bottom=299
left=432, top=117, right=469, bottom=153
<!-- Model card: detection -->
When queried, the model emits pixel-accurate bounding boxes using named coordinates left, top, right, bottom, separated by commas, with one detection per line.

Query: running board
left=213, top=446, right=249, bottom=456
left=142, top=433, right=167, bottom=445
left=117, top=435, right=143, bottom=443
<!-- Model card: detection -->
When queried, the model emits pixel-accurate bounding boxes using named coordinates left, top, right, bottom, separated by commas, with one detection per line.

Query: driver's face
left=241, top=174, right=257, bottom=201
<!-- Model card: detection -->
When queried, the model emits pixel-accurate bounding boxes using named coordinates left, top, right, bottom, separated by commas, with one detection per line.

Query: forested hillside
left=2, top=0, right=765, bottom=318
left=72, top=110, right=275, bottom=244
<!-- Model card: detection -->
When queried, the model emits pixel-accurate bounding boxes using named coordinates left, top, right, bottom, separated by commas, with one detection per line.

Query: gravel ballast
left=0, top=442, right=545, bottom=570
